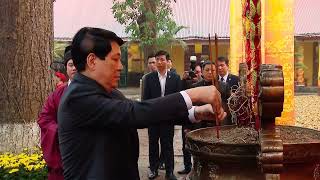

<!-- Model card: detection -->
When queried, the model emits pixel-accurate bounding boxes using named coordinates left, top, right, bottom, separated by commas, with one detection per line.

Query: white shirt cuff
left=180, top=91, right=192, bottom=110
left=188, top=106, right=200, bottom=123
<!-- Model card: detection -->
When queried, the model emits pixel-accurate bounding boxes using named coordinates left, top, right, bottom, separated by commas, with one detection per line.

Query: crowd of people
left=141, top=51, right=239, bottom=180
left=38, top=27, right=236, bottom=180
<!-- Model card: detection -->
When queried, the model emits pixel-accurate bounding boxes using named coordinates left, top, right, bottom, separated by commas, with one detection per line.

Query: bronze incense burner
left=186, top=64, right=320, bottom=180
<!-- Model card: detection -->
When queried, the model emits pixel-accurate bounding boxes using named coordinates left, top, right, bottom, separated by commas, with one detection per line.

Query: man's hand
left=185, top=86, right=226, bottom=122
left=194, top=104, right=227, bottom=122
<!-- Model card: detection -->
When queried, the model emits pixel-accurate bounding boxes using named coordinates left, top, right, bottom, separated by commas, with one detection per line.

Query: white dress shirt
left=219, top=72, right=229, bottom=83
left=157, top=71, right=197, bottom=123
left=157, top=71, right=167, bottom=97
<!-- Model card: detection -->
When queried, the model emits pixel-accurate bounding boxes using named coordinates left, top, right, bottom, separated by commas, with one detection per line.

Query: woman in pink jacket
left=38, top=47, right=76, bottom=180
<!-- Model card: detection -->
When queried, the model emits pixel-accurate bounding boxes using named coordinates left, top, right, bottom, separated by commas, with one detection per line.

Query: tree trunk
left=0, top=0, right=54, bottom=124
left=140, top=0, right=157, bottom=72
left=143, top=45, right=156, bottom=73
left=0, top=0, right=53, bottom=152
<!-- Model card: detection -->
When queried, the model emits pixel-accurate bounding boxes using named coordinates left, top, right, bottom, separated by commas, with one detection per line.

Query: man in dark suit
left=167, top=59, right=177, bottom=74
left=140, top=55, right=157, bottom=101
left=178, top=61, right=231, bottom=175
left=217, top=56, right=239, bottom=91
left=141, top=55, right=165, bottom=171
left=143, top=50, right=180, bottom=180
left=58, top=27, right=226, bottom=180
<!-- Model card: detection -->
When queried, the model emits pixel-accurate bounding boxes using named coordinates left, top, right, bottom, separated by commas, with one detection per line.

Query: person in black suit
left=58, top=27, right=227, bottom=180
left=167, top=59, right=177, bottom=74
left=143, top=50, right=181, bottom=180
left=140, top=55, right=157, bottom=101
left=178, top=61, right=231, bottom=175
left=141, top=55, right=165, bottom=171
left=217, top=56, right=239, bottom=91
left=191, top=61, right=232, bottom=125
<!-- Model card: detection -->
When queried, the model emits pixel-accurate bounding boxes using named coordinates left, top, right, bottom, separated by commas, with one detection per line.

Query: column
left=261, top=0, right=295, bottom=125
left=229, top=0, right=244, bottom=75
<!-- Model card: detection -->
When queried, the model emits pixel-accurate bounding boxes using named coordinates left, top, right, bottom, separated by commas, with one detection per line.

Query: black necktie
left=220, top=77, right=224, bottom=82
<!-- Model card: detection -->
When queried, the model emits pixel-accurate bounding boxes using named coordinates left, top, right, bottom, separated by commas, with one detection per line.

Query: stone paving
left=119, top=87, right=187, bottom=180
left=137, top=128, right=187, bottom=180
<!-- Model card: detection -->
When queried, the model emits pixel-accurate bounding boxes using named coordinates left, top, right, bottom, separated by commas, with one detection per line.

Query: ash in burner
left=212, top=127, right=259, bottom=144
left=195, top=127, right=259, bottom=144
left=191, top=126, right=320, bottom=145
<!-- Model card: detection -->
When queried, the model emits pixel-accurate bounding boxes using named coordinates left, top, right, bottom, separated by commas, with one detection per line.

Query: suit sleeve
left=142, top=75, right=151, bottom=100
left=176, top=74, right=182, bottom=92
left=59, top=92, right=190, bottom=130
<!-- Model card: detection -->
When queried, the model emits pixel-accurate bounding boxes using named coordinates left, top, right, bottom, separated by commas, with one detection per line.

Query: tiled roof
left=54, top=0, right=320, bottom=40
left=294, top=0, right=320, bottom=36
left=172, top=0, right=230, bottom=39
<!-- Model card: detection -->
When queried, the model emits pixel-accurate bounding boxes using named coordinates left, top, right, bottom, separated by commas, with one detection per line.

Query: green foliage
left=295, top=61, right=308, bottom=70
left=112, top=0, right=185, bottom=49
left=294, top=53, right=303, bottom=59
left=249, top=0, right=256, bottom=18
left=294, top=41, right=308, bottom=70
left=54, top=41, right=69, bottom=62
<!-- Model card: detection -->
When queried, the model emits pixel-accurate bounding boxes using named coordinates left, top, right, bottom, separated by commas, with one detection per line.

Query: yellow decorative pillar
left=261, top=0, right=295, bottom=125
left=229, top=0, right=244, bottom=75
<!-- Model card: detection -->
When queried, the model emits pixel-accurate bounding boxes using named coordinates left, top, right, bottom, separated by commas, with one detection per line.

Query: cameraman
left=190, top=61, right=231, bottom=125
left=183, top=65, right=202, bottom=81
left=181, top=56, right=202, bottom=90
left=178, top=61, right=231, bottom=175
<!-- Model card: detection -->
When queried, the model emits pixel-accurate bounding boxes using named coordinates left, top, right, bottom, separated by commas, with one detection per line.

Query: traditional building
left=54, top=0, right=320, bottom=88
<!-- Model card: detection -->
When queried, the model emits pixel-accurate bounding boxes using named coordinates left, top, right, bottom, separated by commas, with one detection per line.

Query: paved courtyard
left=137, top=128, right=187, bottom=180
left=119, top=87, right=187, bottom=179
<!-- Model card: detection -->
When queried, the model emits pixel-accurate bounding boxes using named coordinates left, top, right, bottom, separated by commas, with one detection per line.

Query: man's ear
left=86, top=53, right=96, bottom=70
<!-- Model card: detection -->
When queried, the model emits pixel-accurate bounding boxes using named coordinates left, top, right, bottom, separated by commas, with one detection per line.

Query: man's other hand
left=194, top=104, right=226, bottom=122
left=185, top=86, right=225, bottom=121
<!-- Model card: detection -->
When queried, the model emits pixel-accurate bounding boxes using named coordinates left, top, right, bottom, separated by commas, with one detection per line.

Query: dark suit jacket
left=143, top=71, right=181, bottom=100
left=58, top=73, right=189, bottom=180
left=225, top=73, right=239, bottom=90
left=190, top=80, right=232, bottom=127
left=169, top=68, right=177, bottom=74
left=140, top=72, right=150, bottom=101
left=191, top=80, right=230, bottom=103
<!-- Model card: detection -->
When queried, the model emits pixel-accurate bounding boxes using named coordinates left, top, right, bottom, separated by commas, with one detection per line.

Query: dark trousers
left=148, top=124, right=174, bottom=174
left=181, top=125, right=192, bottom=170
left=159, top=151, right=164, bottom=165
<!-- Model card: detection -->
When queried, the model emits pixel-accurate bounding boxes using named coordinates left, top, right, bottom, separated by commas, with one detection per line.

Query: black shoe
left=177, top=168, right=191, bottom=174
left=148, top=170, right=158, bottom=179
left=165, top=172, right=177, bottom=180
left=158, top=163, right=165, bottom=170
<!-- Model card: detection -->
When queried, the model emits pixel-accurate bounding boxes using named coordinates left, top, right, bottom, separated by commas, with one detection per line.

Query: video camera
left=188, top=56, right=197, bottom=79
